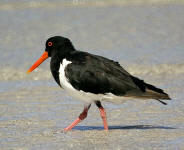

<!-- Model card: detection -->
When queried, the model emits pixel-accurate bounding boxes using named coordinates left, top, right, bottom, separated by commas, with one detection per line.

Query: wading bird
left=27, top=36, right=171, bottom=131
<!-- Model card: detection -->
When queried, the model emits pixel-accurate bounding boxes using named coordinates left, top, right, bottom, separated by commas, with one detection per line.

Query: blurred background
left=0, top=0, right=184, bottom=150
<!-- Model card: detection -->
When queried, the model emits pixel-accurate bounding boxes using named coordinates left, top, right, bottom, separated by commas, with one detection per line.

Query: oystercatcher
left=27, top=36, right=171, bottom=131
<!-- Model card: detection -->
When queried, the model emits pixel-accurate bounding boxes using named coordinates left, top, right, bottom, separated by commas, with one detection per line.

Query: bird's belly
left=59, top=75, right=103, bottom=103
left=62, top=84, right=129, bottom=104
left=65, top=87, right=103, bottom=103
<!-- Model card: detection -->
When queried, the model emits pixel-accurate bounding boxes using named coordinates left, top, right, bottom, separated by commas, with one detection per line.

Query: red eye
left=48, top=42, right=53, bottom=46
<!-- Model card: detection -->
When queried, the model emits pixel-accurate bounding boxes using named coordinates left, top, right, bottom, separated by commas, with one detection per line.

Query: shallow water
left=0, top=1, right=184, bottom=150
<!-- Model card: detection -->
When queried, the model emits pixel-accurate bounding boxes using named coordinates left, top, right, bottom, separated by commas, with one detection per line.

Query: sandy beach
left=0, top=1, right=184, bottom=149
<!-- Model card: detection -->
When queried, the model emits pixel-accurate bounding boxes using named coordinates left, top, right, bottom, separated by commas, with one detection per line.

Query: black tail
left=144, top=82, right=171, bottom=100
left=130, top=76, right=171, bottom=105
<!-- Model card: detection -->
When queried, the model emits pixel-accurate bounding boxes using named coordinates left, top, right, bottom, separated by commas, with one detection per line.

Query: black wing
left=65, top=51, right=141, bottom=96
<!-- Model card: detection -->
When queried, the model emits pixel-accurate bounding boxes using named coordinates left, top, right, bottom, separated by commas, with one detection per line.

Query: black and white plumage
left=27, top=36, right=171, bottom=131
left=49, top=37, right=170, bottom=103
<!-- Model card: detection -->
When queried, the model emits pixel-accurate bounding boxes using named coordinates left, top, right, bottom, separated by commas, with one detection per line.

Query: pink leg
left=64, top=105, right=91, bottom=132
left=99, top=107, right=108, bottom=130
left=95, top=101, right=108, bottom=130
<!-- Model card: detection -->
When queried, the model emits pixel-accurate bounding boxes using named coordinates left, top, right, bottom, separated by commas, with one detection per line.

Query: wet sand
left=0, top=1, right=184, bottom=150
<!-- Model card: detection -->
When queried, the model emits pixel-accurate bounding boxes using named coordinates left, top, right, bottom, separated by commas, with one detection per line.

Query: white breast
left=59, top=59, right=98, bottom=103
left=59, top=59, right=129, bottom=104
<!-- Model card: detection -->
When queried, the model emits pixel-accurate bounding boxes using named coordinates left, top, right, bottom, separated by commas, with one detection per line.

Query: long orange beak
left=27, top=51, right=49, bottom=74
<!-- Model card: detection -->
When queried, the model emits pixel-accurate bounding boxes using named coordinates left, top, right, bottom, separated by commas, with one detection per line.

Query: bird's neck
left=50, top=54, right=62, bottom=87
left=50, top=49, right=75, bottom=86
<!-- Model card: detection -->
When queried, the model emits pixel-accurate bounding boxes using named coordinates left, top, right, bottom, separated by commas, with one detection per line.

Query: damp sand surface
left=0, top=1, right=184, bottom=150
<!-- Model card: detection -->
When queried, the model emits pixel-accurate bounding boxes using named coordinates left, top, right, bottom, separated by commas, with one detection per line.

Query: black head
left=27, top=36, right=75, bottom=73
left=45, top=36, right=75, bottom=57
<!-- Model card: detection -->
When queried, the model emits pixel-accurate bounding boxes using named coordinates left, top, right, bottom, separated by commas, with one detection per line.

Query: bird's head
left=27, top=36, right=75, bottom=74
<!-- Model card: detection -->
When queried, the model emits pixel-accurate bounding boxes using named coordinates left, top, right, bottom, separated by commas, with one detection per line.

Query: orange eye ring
left=48, top=42, right=53, bottom=46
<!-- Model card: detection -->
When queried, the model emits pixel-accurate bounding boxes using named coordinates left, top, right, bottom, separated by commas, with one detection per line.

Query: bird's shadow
left=73, top=125, right=176, bottom=131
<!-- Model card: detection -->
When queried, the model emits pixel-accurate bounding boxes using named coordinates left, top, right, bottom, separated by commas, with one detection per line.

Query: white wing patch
left=59, top=59, right=129, bottom=104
